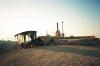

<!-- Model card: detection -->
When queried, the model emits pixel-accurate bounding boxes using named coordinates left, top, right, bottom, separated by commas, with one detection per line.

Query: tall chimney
left=61, top=21, right=64, bottom=38
left=57, top=22, right=58, bottom=30
left=55, top=22, right=61, bottom=38
left=62, top=21, right=63, bottom=33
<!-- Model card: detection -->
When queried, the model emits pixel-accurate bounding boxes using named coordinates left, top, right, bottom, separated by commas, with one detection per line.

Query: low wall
left=53, top=38, right=100, bottom=46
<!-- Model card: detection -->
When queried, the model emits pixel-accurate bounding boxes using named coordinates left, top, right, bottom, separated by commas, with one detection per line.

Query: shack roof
left=15, top=31, right=37, bottom=36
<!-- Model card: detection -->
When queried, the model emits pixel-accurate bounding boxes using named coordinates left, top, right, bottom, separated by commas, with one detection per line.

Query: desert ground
left=0, top=45, right=100, bottom=66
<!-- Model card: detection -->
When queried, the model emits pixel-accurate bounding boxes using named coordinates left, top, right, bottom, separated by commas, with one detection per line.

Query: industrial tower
left=61, top=21, right=64, bottom=38
left=55, top=22, right=61, bottom=38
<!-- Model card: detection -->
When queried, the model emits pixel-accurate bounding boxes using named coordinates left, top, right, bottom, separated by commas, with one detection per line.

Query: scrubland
left=0, top=44, right=100, bottom=66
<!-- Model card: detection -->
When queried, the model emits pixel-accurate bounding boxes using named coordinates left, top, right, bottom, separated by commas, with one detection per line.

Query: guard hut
left=15, top=31, right=37, bottom=46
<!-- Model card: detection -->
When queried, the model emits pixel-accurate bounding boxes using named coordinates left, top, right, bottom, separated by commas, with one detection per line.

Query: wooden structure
left=15, top=31, right=37, bottom=45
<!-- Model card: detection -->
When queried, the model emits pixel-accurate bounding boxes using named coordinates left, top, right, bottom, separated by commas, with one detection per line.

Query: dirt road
left=0, top=45, right=100, bottom=66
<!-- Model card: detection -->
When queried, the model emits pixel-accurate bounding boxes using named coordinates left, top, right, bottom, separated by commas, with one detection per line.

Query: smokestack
left=61, top=21, right=64, bottom=38
left=57, top=22, right=58, bottom=30
left=55, top=22, right=61, bottom=38
left=62, top=21, right=63, bottom=33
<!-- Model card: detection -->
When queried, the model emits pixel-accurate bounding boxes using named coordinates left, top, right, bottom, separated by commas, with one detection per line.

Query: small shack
left=15, top=31, right=37, bottom=45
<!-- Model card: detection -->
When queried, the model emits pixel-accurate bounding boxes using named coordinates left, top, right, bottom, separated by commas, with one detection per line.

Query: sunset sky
left=0, top=0, right=100, bottom=40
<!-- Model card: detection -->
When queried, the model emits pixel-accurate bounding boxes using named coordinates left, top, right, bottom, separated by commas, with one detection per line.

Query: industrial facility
left=15, top=22, right=96, bottom=48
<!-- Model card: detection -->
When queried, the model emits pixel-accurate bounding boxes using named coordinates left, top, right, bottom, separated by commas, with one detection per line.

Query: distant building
left=65, top=36, right=95, bottom=40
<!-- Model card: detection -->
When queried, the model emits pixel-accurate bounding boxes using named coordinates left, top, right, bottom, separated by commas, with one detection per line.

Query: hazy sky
left=0, top=0, right=100, bottom=40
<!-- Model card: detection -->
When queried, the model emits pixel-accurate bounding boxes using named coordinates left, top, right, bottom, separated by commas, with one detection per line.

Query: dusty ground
left=0, top=45, right=100, bottom=66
